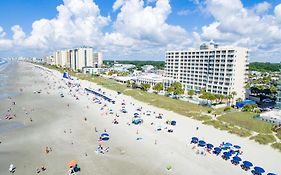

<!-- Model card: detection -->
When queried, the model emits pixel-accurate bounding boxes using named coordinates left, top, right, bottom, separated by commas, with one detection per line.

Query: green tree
left=231, top=91, right=237, bottom=104
left=200, top=88, right=206, bottom=94
left=170, top=82, right=184, bottom=95
left=270, top=86, right=278, bottom=94
left=131, top=82, right=138, bottom=89
left=153, top=82, right=164, bottom=92
left=126, top=80, right=131, bottom=88
left=187, top=89, right=195, bottom=98
left=208, top=93, right=216, bottom=104
left=236, top=97, right=243, bottom=102
left=141, top=83, right=151, bottom=91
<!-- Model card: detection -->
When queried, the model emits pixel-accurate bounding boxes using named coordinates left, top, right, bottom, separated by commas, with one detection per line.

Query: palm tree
left=231, top=91, right=237, bottom=104
left=188, top=89, right=195, bottom=98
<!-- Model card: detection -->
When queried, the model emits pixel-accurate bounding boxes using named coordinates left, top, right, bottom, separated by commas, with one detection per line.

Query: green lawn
left=218, top=112, right=273, bottom=134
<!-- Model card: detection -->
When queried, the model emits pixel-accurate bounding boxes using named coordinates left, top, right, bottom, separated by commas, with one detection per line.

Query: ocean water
left=0, top=59, right=8, bottom=72
left=0, top=59, right=16, bottom=99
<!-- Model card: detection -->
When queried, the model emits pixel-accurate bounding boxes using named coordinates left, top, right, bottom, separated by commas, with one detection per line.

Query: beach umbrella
left=232, top=156, right=241, bottom=162
left=223, top=142, right=232, bottom=147
left=254, top=167, right=265, bottom=174
left=207, top=143, right=214, bottom=149
left=68, top=160, right=78, bottom=167
left=100, top=133, right=110, bottom=141
left=223, top=152, right=231, bottom=158
left=243, top=161, right=253, bottom=167
left=198, top=140, right=206, bottom=147
left=214, top=147, right=221, bottom=153
left=233, top=145, right=241, bottom=149
left=101, top=133, right=109, bottom=137
left=192, top=137, right=198, bottom=141
left=191, top=137, right=198, bottom=143
left=267, top=173, right=277, bottom=175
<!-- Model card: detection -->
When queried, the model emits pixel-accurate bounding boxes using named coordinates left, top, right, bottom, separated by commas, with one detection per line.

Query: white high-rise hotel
left=49, top=46, right=103, bottom=72
left=164, top=42, right=249, bottom=99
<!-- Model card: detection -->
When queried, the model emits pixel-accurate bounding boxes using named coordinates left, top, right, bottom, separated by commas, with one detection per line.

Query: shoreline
left=0, top=61, right=280, bottom=175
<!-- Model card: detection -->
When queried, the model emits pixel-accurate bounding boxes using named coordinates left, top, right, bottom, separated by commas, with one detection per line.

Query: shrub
left=253, top=108, right=261, bottom=114
left=242, top=104, right=258, bottom=112
left=207, top=109, right=212, bottom=113
left=224, top=106, right=232, bottom=111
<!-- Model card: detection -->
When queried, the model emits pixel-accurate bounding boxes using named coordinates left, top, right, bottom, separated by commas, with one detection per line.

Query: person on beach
left=36, top=168, right=40, bottom=173
left=9, top=164, right=15, bottom=173
left=45, top=147, right=49, bottom=154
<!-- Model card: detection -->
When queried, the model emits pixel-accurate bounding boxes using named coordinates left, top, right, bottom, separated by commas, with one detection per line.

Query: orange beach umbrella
left=67, top=160, right=78, bottom=167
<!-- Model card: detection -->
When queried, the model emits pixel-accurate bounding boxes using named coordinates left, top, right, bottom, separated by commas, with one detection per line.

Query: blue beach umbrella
left=207, top=143, right=214, bottom=149
left=198, top=140, right=206, bottom=147
left=243, top=161, right=253, bottom=167
left=100, top=133, right=110, bottom=141
left=267, top=173, right=277, bottom=175
left=232, top=156, right=241, bottom=162
left=223, top=142, right=232, bottom=147
left=191, top=137, right=198, bottom=143
left=254, top=167, right=265, bottom=174
left=223, top=152, right=231, bottom=158
left=214, top=147, right=221, bottom=153
left=233, top=145, right=241, bottom=149
left=192, top=137, right=198, bottom=141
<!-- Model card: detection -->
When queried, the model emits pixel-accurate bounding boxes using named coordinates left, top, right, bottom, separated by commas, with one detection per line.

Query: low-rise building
left=141, top=65, right=154, bottom=72
left=136, top=73, right=175, bottom=89
left=82, top=67, right=107, bottom=75
left=112, top=64, right=135, bottom=72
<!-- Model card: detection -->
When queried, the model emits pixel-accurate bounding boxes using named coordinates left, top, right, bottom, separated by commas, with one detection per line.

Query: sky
left=0, top=0, right=281, bottom=62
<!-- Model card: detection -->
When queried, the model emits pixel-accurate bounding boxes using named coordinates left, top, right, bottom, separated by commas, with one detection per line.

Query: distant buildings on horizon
left=45, top=46, right=103, bottom=72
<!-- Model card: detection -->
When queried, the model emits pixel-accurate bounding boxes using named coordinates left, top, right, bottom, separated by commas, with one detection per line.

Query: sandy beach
left=0, top=61, right=280, bottom=175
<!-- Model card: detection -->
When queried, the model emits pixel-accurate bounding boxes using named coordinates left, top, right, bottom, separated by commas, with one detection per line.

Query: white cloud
left=197, top=0, right=281, bottom=62
left=109, top=0, right=190, bottom=51
left=112, top=0, right=125, bottom=11
left=0, top=0, right=280, bottom=62
left=177, top=9, right=192, bottom=16
left=11, top=25, right=26, bottom=45
left=0, top=0, right=192, bottom=59
left=25, top=0, right=110, bottom=50
left=275, top=3, right=281, bottom=21
left=0, top=26, right=6, bottom=38
left=253, top=1, right=271, bottom=14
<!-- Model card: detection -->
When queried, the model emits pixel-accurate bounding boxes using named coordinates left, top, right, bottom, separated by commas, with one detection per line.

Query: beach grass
left=276, top=131, right=281, bottom=140
left=124, top=89, right=209, bottom=114
left=227, top=127, right=252, bottom=137
left=192, top=114, right=212, bottom=121
left=271, top=142, right=281, bottom=152
left=218, top=112, right=273, bottom=134
left=203, top=120, right=231, bottom=130
left=250, top=134, right=276, bottom=144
